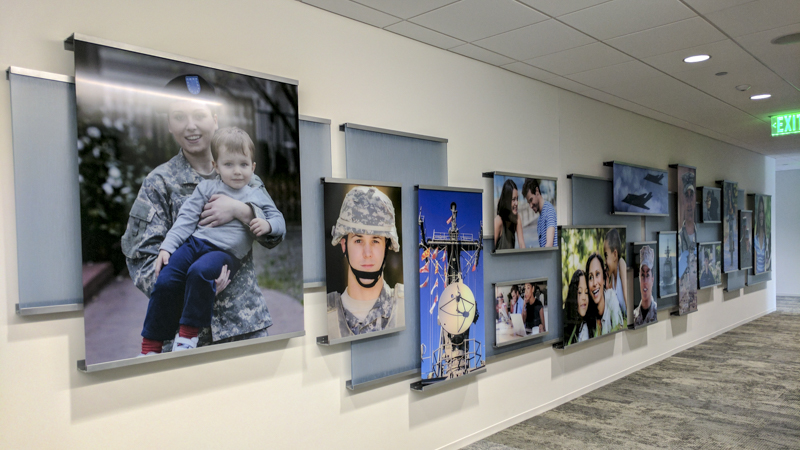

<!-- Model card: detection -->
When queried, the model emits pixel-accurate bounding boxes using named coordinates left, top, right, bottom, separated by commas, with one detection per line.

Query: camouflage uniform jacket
left=632, top=299, right=657, bottom=327
left=121, top=150, right=281, bottom=341
left=326, top=282, right=404, bottom=340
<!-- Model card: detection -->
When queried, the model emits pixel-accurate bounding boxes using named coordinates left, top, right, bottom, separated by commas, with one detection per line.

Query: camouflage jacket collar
left=174, top=149, right=213, bottom=186
left=342, top=282, right=394, bottom=335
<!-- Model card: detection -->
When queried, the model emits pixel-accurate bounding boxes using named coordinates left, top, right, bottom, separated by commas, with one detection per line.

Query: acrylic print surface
left=701, top=187, right=721, bottom=223
left=739, top=211, right=753, bottom=270
left=492, top=173, right=557, bottom=252
left=75, top=38, right=302, bottom=366
left=631, top=242, right=657, bottom=329
left=657, top=232, right=678, bottom=299
left=560, top=226, right=627, bottom=346
left=722, top=181, right=740, bottom=272
left=419, top=187, right=485, bottom=383
left=323, top=181, right=404, bottom=343
left=753, top=194, right=772, bottom=274
left=494, top=280, right=548, bottom=346
left=612, top=162, right=668, bottom=215
left=698, top=242, right=722, bottom=289
left=676, top=166, right=697, bottom=315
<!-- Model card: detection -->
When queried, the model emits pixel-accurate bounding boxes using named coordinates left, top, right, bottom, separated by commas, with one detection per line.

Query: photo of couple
left=561, top=226, right=628, bottom=346
left=492, top=173, right=557, bottom=253
left=75, top=40, right=303, bottom=366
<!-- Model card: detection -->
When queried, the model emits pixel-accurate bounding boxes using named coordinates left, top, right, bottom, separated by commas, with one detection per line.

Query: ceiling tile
left=449, top=44, right=515, bottom=66
left=385, top=21, right=464, bottom=49
left=540, top=76, right=595, bottom=93
left=606, top=17, right=727, bottom=59
left=302, top=0, right=402, bottom=28
left=703, top=0, right=800, bottom=37
left=473, top=19, right=595, bottom=60
left=565, top=60, right=677, bottom=99
left=559, top=0, right=696, bottom=40
left=517, top=0, right=612, bottom=17
left=682, top=0, right=757, bottom=15
left=735, top=23, right=800, bottom=87
left=525, top=42, right=633, bottom=75
left=501, top=62, right=560, bottom=80
left=643, top=39, right=751, bottom=75
left=409, top=0, right=548, bottom=42
left=352, top=0, right=458, bottom=20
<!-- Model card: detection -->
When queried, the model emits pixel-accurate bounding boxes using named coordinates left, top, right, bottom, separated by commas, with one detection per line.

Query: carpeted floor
left=464, top=296, right=800, bottom=450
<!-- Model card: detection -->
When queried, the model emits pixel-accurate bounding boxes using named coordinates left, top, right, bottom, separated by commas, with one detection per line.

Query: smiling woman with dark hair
left=564, top=269, right=596, bottom=345
left=494, top=178, right=525, bottom=250
left=586, top=253, right=623, bottom=335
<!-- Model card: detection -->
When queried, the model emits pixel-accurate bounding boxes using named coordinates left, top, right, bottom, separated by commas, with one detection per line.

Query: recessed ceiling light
left=715, top=72, right=728, bottom=76
left=750, top=94, right=771, bottom=100
left=736, top=84, right=751, bottom=91
left=771, top=32, right=800, bottom=45
left=684, top=54, right=710, bottom=63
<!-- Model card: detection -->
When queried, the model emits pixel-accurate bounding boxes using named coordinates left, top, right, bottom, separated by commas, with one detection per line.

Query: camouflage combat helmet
left=331, top=186, right=400, bottom=252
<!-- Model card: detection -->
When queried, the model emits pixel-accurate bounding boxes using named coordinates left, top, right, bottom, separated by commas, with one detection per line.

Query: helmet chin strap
left=344, top=242, right=389, bottom=289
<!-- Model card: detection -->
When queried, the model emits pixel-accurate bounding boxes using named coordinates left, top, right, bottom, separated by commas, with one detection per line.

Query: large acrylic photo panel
left=491, top=173, right=557, bottom=252
left=494, top=279, right=549, bottom=347
left=677, top=232, right=698, bottom=315
left=612, top=162, right=668, bottom=215
left=677, top=165, right=698, bottom=251
left=753, top=194, right=772, bottom=274
left=658, top=232, right=678, bottom=299
left=700, top=186, right=721, bottom=223
left=631, top=242, right=658, bottom=329
left=75, top=39, right=302, bottom=366
left=560, top=226, right=628, bottom=347
left=739, top=211, right=754, bottom=270
left=721, top=181, right=739, bottom=272
left=418, top=188, right=485, bottom=383
left=698, top=242, right=722, bottom=289
left=323, top=181, right=404, bottom=344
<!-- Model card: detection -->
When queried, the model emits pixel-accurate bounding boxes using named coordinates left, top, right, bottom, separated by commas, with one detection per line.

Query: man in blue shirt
left=523, top=178, right=557, bottom=248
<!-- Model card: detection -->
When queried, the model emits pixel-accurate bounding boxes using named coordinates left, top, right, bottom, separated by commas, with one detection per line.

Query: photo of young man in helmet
left=323, top=183, right=404, bottom=342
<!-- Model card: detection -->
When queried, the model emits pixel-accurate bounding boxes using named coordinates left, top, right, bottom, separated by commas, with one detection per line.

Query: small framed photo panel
left=560, top=226, right=628, bottom=347
left=720, top=180, right=739, bottom=273
left=752, top=194, right=772, bottom=274
left=485, top=171, right=558, bottom=254
left=657, top=232, right=678, bottom=299
left=322, top=179, right=404, bottom=345
left=494, top=278, right=549, bottom=347
left=631, top=242, right=658, bottom=329
left=608, top=161, right=668, bottom=216
left=739, top=210, right=754, bottom=270
left=700, top=186, right=721, bottom=223
left=698, top=242, right=722, bottom=289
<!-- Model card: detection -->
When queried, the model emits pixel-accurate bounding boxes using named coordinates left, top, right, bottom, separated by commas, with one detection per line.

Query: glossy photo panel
left=631, top=242, right=658, bottom=329
left=75, top=38, right=303, bottom=367
left=739, top=210, right=753, bottom=270
left=612, top=162, right=668, bottom=215
left=560, top=226, right=628, bottom=346
left=753, top=194, right=772, bottom=274
left=322, top=180, right=404, bottom=344
left=491, top=172, right=557, bottom=253
left=721, top=181, right=739, bottom=272
left=419, top=187, right=485, bottom=384
left=494, top=279, right=549, bottom=347
left=658, top=232, right=678, bottom=299
left=698, top=242, right=722, bottom=289
left=700, top=186, right=721, bottom=223
left=676, top=166, right=698, bottom=315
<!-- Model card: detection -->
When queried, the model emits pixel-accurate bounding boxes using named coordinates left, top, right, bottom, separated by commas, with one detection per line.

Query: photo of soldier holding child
left=75, top=40, right=303, bottom=366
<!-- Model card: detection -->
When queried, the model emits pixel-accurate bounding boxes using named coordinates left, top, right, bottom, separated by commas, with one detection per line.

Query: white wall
left=776, top=170, right=800, bottom=295
left=0, top=1, right=777, bottom=449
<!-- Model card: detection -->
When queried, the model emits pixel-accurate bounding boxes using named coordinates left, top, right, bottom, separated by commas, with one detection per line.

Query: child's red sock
left=141, top=337, right=163, bottom=354
left=179, top=325, right=200, bottom=339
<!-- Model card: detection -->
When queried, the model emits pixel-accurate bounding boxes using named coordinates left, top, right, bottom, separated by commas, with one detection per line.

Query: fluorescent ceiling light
left=683, top=54, right=710, bottom=63
left=750, top=94, right=771, bottom=100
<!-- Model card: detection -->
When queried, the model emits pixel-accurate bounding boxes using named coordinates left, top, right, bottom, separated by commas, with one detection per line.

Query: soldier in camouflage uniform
left=327, top=186, right=404, bottom=340
left=122, top=74, right=280, bottom=351
left=633, top=245, right=657, bottom=327
left=678, top=171, right=697, bottom=253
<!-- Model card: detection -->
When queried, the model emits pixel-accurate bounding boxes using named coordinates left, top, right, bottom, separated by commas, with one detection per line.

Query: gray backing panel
left=9, top=73, right=83, bottom=308
left=298, top=119, right=332, bottom=284
left=571, top=176, right=642, bottom=243
left=484, top=239, right=561, bottom=356
left=345, top=127, right=447, bottom=387
left=644, top=193, right=677, bottom=240
left=747, top=270, right=772, bottom=286
left=725, top=190, right=748, bottom=291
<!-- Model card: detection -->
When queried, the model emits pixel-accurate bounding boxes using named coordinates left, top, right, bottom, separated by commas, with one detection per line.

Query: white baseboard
left=439, top=307, right=776, bottom=450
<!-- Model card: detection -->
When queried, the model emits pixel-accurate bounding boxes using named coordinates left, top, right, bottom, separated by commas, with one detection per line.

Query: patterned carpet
left=464, top=296, right=800, bottom=450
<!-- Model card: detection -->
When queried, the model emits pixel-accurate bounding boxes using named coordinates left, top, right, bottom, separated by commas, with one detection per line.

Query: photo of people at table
left=561, top=227, right=628, bottom=346
left=495, top=281, right=548, bottom=346
left=492, top=173, right=557, bottom=252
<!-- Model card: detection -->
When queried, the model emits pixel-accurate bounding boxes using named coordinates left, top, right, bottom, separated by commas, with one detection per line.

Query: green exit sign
left=771, top=113, right=800, bottom=136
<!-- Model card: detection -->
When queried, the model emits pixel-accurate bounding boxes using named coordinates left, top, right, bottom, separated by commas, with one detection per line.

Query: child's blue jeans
left=141, top=236, right=242, bottom=341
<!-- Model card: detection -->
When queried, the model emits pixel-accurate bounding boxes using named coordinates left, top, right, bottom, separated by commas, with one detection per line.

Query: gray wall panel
left=570, top=175, right=642, bottom=243
left=298, top=120, right=331, bottom=284
left=344, top=127, right=447, bottom=387
left=9, top=73, right=83, bottom=309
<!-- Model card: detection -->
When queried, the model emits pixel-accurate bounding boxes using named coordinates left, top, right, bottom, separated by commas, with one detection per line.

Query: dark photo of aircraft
left=644, top=173, right=664, bottom=185
left=623, top=192, right=653, bottom=209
